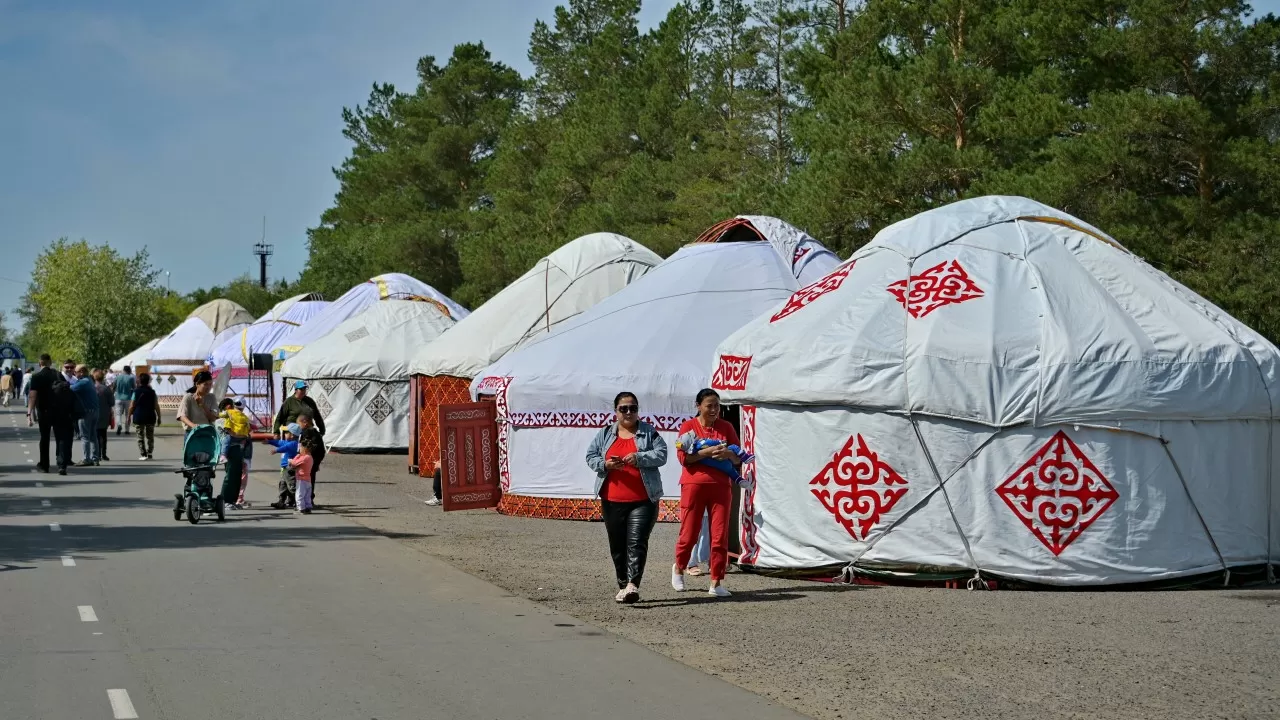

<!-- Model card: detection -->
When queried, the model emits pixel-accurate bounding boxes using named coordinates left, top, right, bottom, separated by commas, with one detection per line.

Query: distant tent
left=207, top=293, right=327, bottom=429
left=408, top=232, right=662, bottom=474
left=713, top=196, right=1280, bottom=586
left=281, top=299, right=456, bottom=451
left=472, top=216, right=839, bottom=520
left=271, top=273, right=469, bottom=361
left=149, top=299, right=255, bottom=409
left=110, top=338, right=159, bottom=373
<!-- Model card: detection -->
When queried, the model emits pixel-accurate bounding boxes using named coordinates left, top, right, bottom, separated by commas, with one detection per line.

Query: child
left=267, top=424, right=301, bottom=509
left=289, top=444, right=314, bottom=514
left=296, top=413, right=325, bottom=505
left=674, top=433, right=754, bottom=486
left=218, top=398, right=250, bottom=507
left=236, top=400, right=254, bottom=507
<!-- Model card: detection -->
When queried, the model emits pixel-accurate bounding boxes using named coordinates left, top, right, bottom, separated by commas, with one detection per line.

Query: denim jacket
left=585, top=421, right=668, bottom=503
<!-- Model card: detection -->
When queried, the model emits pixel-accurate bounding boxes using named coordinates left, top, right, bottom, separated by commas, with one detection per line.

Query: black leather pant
left=601, top=499, right=658, bottom=588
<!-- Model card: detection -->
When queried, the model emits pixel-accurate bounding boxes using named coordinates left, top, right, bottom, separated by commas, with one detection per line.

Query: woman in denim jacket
left=585, top=392, right=668, bottom=604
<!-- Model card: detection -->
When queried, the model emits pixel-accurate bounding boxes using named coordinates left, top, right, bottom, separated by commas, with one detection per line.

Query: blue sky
left=0, top=0, right=680, bottom=331
left=1, top=0, right=1277, bottom=332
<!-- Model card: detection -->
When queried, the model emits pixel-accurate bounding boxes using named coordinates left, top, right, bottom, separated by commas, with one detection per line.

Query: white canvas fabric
left=110, top=338, right=159, bottom=372
left=410, top=233, right=662, bottom=380
left=149, top=299, right=254, bottom=397
left=282, top=299, right=457, bottom=450
left=272, top=273, right=469, bottom=360
left=473, top=222, right=840, bottom=501
left=208, top=297, right=329, bottom=368
left=714, top=196, right=1280, bottom=584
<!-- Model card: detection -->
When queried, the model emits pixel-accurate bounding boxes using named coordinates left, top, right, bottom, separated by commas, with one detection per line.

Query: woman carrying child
left=671, top=388, right=742, bottom=598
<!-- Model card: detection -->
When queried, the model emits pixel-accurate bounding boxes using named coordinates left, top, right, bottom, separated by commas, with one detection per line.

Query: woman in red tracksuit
left=671, top=388, right=741, bottom=598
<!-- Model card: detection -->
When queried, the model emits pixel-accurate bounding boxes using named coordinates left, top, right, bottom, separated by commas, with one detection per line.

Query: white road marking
left=48, top=523, right=60, bottom=531
left=107, top=689, right=138, bottom=719
left=24, top=450, right=29, bottom=454
left=26, top=459, right=33, bottom=463
left=93, top=632, right=103, bottom=635
left=35, top=482, right=43, bottom=488
left=62, top=556, right=75, bottom=566
left=78, top=605, right=98, bottom=622
left=41, top=499, right=51, bottom=506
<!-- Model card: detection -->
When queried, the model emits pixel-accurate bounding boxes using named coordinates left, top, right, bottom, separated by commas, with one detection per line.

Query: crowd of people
left=22, top=356, right=160, bottom=475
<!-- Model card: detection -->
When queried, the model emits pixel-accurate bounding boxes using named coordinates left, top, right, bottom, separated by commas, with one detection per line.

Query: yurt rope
left=1160, top=438, right=1231, bottom=586
left=910, top=419, right=988, bottom=589
left=841, top=430, right=1001, bottom=578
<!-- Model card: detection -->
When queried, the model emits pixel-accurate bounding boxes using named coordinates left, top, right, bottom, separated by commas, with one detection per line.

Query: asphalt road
left=0, top=406, right=804, bottom=720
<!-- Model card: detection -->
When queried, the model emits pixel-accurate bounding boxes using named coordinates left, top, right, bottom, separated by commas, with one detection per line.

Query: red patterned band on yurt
left=498, top=494, right=680, bottom=522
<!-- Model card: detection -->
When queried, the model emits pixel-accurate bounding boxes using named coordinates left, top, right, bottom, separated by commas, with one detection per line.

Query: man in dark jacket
left=273, top=380, right=325, bottom=436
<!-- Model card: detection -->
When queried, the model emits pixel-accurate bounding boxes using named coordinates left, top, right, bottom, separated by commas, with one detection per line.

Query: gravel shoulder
left=223, top=438, right=1279, bottom=720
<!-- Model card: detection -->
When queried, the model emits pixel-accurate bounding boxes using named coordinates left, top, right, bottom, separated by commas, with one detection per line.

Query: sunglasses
left=616, top=405, right=639, bottom=414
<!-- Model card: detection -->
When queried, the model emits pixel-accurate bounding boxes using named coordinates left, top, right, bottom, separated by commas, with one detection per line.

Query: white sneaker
left=671, top=564, right=685, bottom=592
left=424, top=497, right=442, bottom=506
left=139, top=455, right=149, bottom=461
left=707, top=585, right=731, bottom=598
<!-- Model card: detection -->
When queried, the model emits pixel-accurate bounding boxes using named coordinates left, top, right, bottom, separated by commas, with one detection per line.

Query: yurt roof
left=474, top=228, right=841, bottom=417
left=272, top=273, right=468, bottom=357
left=712, top=195, right=1280, bottom=425
left=110, top=338, right=159, bottom=372
left=150, top=299, right=254, bottom=367
left=186, top=298, right=256, bottom=335
left=410, top=233, right=662, bottom=379
left=208, top=299, right=330, bottom=367
left=282, top=299, right=457, bottom=381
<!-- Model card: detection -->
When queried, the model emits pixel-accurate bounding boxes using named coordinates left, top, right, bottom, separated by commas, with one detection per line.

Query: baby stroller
left=173, top=424, right=226, bottom=524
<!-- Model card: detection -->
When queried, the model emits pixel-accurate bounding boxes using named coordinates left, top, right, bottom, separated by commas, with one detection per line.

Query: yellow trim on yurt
left=1018, top=216, right=1127, bottom=252
left=375, top=277, right=390, bottom=299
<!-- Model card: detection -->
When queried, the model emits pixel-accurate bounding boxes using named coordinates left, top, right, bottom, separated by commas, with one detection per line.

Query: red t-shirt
left=677, top=418, right=740, bottom=486
left=602, top=436, right=648, bottom=502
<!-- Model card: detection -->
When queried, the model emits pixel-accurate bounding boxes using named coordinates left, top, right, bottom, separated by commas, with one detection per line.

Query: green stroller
left=173, top=424, right=226, bottom=524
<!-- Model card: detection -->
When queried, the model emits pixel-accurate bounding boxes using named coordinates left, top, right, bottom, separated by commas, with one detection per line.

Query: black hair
left=218, top=398, right=235, bottom=410
left=40, top=354, right=51, bottom=364
left=613, top=391, right=638, bottom=408
left=297, top=412, right=314, bottom=423
left=137, top=373, right=151, bottom=387
left=695, top=388, right=720, bottom=406
left=123, top=365, right=131, bottom=373
left=193, top=370, right=213, bottom=384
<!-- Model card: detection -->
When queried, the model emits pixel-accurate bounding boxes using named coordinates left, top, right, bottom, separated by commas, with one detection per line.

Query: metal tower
left=252, top=216, right=273, bottom=288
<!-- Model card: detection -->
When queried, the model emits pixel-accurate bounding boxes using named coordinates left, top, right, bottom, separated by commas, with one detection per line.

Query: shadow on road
left=0, top=522, right=434, bottom=563
left=630, top=582, right=864, bottom=608
left=0, top=492, right=173, bottom=515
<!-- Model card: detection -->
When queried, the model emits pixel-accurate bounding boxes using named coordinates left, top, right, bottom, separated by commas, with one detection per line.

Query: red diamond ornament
left=771, top=261, right=855, bottom=323
left=996, top=431, right=1119, bottom=556
left=810, top=435, right=909, bottom=541
left=711, top=354, right=752, bottom=391
left=886, top=259, right=984, bottom=318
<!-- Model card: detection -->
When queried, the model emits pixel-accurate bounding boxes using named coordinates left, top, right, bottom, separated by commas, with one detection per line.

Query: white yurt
left=207, top=293, right=328, bottom=428
left=110, top=338, right=159, bottom=373
left=272, top=273, right=468, bottom=361
left=148, top=299, right=255, bottom=409
left=408, top=232, right=662, bottom=474
left=281, top=299, right=457, bottom=451
left=713, top=196, right=1279, bottom=586
left=472, top=216, right=839, bottom=520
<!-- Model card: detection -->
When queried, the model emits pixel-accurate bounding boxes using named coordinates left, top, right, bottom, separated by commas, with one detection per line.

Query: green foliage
left=19, top=239, right=173, bottom=368
left=25, top=1, right=1280, bottom=347
left=185, top=275, right=300, bottom=318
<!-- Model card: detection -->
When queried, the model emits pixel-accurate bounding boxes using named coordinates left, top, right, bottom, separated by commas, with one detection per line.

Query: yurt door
left=438, top=402, right=501, bottom=510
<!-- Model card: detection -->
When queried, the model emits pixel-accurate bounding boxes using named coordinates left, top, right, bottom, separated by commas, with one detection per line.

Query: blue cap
left=293, top=380, right=308, bottom=390
left=286, top=423, right=301, bottom=436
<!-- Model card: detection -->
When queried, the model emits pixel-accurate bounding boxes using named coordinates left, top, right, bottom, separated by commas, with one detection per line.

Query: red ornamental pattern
left=507, top=411, right=685, bottom=432
left=810, top=435, right=909, bottom=541
left=771, top=261, right=856, bottom=323
left=738, top=405, right=761, bottom=564
left=996, top=431, right=1118, bottom=556
left=886, top=259, right=985, bottom=318
left=476, top=376, right=514, bottom=492
left=711, top=355, right=752, bottom=391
